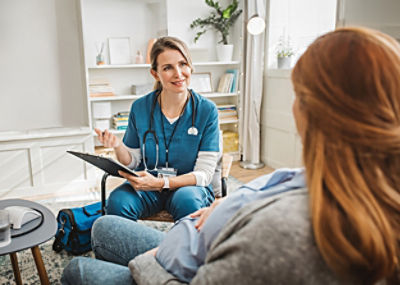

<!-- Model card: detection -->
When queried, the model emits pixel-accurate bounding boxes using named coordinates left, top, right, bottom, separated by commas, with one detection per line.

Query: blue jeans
left=61, top=215, right=165, bottom=285
left=107, top=182, right=215, bottom=221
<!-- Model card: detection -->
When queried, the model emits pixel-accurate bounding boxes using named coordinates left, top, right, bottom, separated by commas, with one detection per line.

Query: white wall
left=260, top=0, right=336, bottom=168
left=0, top=0, right=88, bottom=132
left=337, top=0, right=400, bottom=40
left=267, top=0, right=337, bottom=68
left=81, top=0, right=167, bottom=67
left=260, top=0, right=400, bottom=168
left=167, top=0, right=243, bottom=61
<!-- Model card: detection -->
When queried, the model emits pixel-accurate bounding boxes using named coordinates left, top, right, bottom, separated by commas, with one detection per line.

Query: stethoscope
left=142, top=89, right=198, bottom=171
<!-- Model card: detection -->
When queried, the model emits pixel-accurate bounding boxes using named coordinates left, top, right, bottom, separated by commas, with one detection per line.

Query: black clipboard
left=67, top=150, right=139, bottom=178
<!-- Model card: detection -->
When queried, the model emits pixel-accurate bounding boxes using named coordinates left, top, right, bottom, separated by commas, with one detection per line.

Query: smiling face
left=150, top=48, right=192, bottom=94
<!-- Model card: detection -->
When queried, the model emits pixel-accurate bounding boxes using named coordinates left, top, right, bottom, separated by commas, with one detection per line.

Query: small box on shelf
left=94, top=119, right=110, bottom=131
left=92, top=102, right=112, bottom=119
left=131, top=83, right=153, bottom=95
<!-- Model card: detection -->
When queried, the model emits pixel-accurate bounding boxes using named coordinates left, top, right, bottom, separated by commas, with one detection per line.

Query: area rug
left=0, top=176, right=244, bottom=284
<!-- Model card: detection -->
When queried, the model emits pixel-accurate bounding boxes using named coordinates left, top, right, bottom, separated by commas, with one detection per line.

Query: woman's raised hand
left=94, top=128, right=121, bottom=148
left=118, top=170, right=164, bottom=191
left=190, top=197, right=226, bottom=231
left=144, top=247, right=159, bottom=257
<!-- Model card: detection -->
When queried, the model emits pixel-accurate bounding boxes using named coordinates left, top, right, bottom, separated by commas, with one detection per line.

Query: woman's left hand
left=118, top=170, right=163, bottom=191
left=190, top=197, right=226, bottom=231
left=144, top=247, right=159, bottom=257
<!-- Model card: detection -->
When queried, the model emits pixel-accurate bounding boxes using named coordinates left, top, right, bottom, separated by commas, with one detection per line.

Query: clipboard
left=67, top=150, right=139, bottom=178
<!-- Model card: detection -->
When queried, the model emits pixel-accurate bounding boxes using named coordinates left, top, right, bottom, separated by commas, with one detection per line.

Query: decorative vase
left=135, top=50, right=144, bottom=64
left=277, top=56, right=292, bottom=69
left=96, top=53, right=105, bottom=65
left=216, top=44, right=234, bottom=62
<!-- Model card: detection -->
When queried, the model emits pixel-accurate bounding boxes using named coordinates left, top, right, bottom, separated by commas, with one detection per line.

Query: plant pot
left=277, top=56, right=292, bottom=69
left=216, top=44, right=234, bottom=62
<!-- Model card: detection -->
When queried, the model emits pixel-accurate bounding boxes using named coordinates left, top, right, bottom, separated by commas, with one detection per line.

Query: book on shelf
left=113, top=120, right=128, bottom=126
left=217, top=73, right=234, bottom=93
left=217, top=104, right=236, bottom=110
left=220, top=116, right=238, bottom=123
left=217, top=69, right=239, bottom=93
left=226, top=69, right=239, bottom=93
left=116, top=111, right=130, bottom=117
left=113, top=112, right=129, bottom=129
left=113, top=117, right=129, bottom=121
left=217, top=104, right=237, bottom=120
left=218, top=111, right=238, bottom=118
left=89, top=79, right=115, bottom=98
left=90, top=92, right=115, bottom=98
left=89, top=78, right=110, bottom=86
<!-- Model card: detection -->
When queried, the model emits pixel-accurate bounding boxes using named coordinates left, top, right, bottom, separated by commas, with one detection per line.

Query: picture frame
left=189, top=72, right=213, bottom=93
left=108, top=37, right=131, bottom=65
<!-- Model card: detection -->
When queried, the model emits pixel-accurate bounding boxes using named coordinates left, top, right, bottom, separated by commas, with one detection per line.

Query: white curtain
left=239, top=0, right=266, bottom=166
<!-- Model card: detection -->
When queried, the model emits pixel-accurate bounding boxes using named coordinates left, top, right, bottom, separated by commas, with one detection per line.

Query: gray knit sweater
left=128, top=189, right=351, bottom=284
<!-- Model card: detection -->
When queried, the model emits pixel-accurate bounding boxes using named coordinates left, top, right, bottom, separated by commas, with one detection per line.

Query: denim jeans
left=107, top=182, right=215, bottom=221
left=61, top=215, right=165, bottom=285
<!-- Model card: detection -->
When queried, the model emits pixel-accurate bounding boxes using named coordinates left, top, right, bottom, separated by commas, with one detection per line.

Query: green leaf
left=222, top=7, right=232, bottom=18
left=190, top=0, right=242, bottom=44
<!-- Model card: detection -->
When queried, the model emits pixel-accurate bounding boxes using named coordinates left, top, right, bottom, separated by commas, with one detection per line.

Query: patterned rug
left=0, top=176, right=243, bottom=284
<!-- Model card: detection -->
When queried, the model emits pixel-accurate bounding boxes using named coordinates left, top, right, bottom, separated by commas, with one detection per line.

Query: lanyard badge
left=157, top=167, right=177, bottom=178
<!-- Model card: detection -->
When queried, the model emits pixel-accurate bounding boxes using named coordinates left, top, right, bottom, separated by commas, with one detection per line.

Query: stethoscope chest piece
left=188, top=126, right=198, bottom=136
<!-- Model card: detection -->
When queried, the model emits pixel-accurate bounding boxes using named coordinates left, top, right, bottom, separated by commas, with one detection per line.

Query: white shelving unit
left=87, top=61, right=240, bottom=69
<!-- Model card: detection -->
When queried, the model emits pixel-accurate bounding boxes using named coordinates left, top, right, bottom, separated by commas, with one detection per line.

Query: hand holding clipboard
left=67, top=150, right=138, bottom=178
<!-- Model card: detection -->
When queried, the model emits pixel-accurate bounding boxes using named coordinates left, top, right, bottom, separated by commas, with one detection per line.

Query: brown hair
left=150, top=36, right=193, bottom=90
left=292, top=27, right=400, bottom=283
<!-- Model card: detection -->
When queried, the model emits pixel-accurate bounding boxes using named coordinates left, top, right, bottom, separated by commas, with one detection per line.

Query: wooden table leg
left=31, top=246, right=50, bottom=285
left=9, top=252, right=23, bottom=285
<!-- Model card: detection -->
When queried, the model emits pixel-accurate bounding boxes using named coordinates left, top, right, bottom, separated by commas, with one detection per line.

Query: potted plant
left=190, top=0, right=242, bottom=61
left=276, top=35, right=294, bottom=69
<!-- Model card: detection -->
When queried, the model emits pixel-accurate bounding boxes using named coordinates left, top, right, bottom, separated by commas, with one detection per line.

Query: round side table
left=0, top=199, right=57, bottom=285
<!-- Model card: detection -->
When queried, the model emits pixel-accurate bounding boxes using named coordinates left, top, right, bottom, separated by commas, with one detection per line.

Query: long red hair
left=292, top=27, right=400, bottom=283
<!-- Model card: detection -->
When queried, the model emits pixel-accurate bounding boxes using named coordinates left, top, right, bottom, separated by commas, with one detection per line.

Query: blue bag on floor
left=52, top=201, right=102, bottom=255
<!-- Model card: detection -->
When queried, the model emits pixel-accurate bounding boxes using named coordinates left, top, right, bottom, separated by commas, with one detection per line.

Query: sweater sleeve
left=129, top=254, right=185, bottom=285
left=191, top=151, right=219, bottom=186
left=124, top=144, right=142, bottom=169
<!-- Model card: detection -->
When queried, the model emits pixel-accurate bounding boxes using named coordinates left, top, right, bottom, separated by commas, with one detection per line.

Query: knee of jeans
left=62, top=257, right=85, bottom=285
left=92, top=216, right=112, bottom=248
left=170, top=187, right=207, bottom=219
left=106, top=190, right=139, bottom=220
left=174, top=186, right=212, bottom=205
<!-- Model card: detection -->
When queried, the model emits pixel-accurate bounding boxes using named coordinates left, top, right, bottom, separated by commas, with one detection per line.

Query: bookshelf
left=87, top=61, right=240, bottom=69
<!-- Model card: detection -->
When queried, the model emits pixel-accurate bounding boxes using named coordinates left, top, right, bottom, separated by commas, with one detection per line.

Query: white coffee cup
left=0, top=210, right=11, bottom=247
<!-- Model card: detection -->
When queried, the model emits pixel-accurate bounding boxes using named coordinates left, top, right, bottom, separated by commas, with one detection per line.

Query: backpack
left=52, top=201, right=102, bottom=255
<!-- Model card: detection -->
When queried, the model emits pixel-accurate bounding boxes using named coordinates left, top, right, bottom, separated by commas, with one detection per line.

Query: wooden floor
left=230, top=161, right=274, bottom=183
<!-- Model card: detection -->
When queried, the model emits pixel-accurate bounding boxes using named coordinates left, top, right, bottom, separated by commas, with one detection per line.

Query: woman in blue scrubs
left=94, top=37, right=220, bottom=221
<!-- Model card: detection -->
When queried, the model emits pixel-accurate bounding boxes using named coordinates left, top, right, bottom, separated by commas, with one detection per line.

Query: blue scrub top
left=123, top=90, right=220, bottom=175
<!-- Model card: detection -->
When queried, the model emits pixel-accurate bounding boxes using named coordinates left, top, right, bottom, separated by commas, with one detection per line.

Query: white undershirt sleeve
left=124, top=144, right=142, bottom=169
left=192, top=151, right=219, bottom=186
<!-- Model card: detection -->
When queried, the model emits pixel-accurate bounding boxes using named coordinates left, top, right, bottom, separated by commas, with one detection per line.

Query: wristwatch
left=162, top=177, right=170, bottom=191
